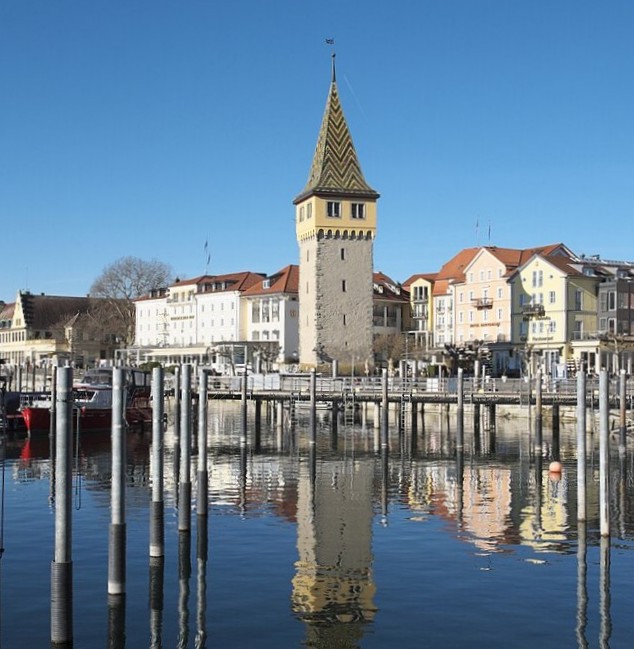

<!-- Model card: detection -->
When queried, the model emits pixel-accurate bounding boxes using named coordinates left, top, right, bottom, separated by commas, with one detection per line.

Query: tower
left=294, top=55, right=379, bottom=367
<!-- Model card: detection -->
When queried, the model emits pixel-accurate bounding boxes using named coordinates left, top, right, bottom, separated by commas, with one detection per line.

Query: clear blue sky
left=2, top=0, right=633, bottom=303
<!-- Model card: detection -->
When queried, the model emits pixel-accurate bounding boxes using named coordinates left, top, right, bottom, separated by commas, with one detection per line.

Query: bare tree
left=90, top=257, right=173, bottom=300
left=89, top=257, right=173, bottom=347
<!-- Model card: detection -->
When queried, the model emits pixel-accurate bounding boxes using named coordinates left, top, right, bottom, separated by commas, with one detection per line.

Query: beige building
left=0, top=290, right=117, bottom=369
left=293, top=56, right=379, bottom=367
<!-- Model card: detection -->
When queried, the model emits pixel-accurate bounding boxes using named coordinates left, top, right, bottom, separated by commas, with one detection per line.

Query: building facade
left=0, top=291, right=117, bottom=368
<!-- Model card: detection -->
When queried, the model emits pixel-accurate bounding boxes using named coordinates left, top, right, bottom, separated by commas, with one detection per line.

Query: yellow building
left=402, top=273, right=436, bottom=350
left=510, top=253, right=598, bottom=376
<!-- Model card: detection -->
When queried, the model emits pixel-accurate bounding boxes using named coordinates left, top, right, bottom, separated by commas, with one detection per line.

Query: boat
left=21, top=367, right=152, bottom=433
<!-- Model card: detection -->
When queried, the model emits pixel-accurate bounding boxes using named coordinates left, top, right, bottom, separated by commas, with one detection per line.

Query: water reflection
left=292, top=455, right=377, bottom=645
left=4, top=403, right=634, bottom=647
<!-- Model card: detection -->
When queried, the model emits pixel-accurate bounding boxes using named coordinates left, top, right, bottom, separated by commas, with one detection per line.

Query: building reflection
left=292, top=458, right=377, bottom=647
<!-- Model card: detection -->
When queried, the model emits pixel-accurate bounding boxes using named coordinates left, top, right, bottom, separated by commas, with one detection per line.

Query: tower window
left=341, top=248, right=345, bottom=260
left=342, top=280, right=347, bottom=292
left=307, top=203, right=312, bottom=219
left=343, top=314, right=346, bottom=325
left=299, top=206, right=305, bottom=222
left=351, top=203, right=365, bottom=219
left=326, top=201, right=341, bottom=218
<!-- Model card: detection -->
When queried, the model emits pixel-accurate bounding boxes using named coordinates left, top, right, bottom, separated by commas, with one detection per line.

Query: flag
left=204, top=239, right=211, bottom=267
left=325, top=38, right=335, bottom=45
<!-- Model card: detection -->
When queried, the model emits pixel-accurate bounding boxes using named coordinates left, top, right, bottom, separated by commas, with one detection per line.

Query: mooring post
left=619, top=369, right=627, bottom=457
left=381, top=368, right=389, bottom=449
left=599, top=368, right=610, bottom=537
left=535, top=370, right=543, bottom=453
left=179, top=364, right=192, bottom=533
left=254, top=398, right=261, bottom=438
left=108, top=367, right=126, bottom=596
left=240, top=368, right=248, bottom=446
left=51, top=366, right=73, bottom=646
left=309, top=368, right=317, bottom=445
left=197, top=368, right=208, bottom=517
left=48, top=366, right=58, bottom=505
left=49, top=365, right=57, bottom=445
left=150, top=367, right=165, bottom=558
left=456, top=368, right=464, bottom=452
left=576, top=370, right=587, bottom=522
left=276, top=400, right=283, bottom=431
left=173, top=366, right=181, bottom=502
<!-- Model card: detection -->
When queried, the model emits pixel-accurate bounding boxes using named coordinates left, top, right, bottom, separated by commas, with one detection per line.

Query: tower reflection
left=292, top=456, right=377, bottom=647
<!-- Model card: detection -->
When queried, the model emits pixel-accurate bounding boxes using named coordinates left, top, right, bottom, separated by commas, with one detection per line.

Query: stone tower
left=294, top=55, right=379, bottom=368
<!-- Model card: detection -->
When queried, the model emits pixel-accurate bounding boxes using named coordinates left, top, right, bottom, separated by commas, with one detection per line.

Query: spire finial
left=325, top=38, right=336, bottom=82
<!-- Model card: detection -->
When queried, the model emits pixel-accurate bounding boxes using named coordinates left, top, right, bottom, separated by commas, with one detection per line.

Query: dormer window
left=262, top=279, right=271, bottom=289
left=327, top=201, right=341, bottom=218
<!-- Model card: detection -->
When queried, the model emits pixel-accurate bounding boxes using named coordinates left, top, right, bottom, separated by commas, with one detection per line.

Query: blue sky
left=1, top=0, right=633, bottom=303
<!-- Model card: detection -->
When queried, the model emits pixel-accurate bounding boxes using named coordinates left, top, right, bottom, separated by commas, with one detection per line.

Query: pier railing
left=201, top=374, right=629, bottom=404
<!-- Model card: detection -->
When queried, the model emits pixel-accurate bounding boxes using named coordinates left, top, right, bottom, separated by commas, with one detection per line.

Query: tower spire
left=294, top=55, right=378, bottom=204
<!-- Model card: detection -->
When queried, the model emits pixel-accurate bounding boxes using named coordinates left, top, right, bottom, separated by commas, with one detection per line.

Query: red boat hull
left=22, top=406, right=151, bottom=433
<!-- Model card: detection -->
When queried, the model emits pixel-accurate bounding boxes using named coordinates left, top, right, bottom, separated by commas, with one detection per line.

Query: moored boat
left=21, top=367, right=152, bottom=433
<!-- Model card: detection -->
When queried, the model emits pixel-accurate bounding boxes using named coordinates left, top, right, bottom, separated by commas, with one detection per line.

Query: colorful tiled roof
left=295, top=56, right=378, bottom=203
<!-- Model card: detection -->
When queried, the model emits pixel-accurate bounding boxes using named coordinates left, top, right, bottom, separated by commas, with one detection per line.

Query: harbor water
left=0, top=401, right=633, bottom=648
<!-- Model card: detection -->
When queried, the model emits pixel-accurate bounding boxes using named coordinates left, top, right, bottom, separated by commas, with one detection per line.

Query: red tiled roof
left=241, top=265, right=299, bottom=297
left=171, top=271, right=266, bottom=293
left=402, top=273, right=437, bottom=288
left=373, top=271, right=409, bottom=302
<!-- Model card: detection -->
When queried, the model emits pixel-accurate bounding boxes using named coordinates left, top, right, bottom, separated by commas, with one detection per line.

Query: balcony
left=472, top=297, right=493, bottom=310
left=522, top=304, right=545, bottom=319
